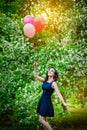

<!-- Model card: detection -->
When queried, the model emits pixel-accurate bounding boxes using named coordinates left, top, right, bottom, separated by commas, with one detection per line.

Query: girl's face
left=47, top=68, right=55, bottom=77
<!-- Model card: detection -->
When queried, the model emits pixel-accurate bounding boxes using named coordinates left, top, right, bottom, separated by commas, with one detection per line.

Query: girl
left=34, top=61, right=67, bottom=130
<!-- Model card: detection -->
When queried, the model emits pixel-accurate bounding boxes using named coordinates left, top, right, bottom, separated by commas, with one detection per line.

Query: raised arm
left=34, top=61, right=45, bottom=82
left=52, top=82, right=67, bottom=107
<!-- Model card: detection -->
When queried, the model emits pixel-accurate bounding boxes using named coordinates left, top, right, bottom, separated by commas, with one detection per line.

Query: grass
left=49, top=107, right=87, bottom=130
left=0, top=108, right=87, bottom=130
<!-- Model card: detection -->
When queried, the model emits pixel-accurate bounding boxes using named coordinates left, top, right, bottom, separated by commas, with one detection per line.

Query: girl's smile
left=47, top=68, right=55, bottom=76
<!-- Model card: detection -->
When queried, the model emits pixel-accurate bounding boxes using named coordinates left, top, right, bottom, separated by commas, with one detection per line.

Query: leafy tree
left=0, top=0, right=87, bottom=126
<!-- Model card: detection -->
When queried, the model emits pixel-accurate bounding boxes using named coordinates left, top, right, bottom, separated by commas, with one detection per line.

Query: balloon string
left=33, top=43, right=36, bottom=62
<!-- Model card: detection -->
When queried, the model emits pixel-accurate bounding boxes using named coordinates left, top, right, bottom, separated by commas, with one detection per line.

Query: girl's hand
left=63, top=102, right=67, bottom=107
left=62, top=102, right=68, bottom=111
left=62, top=102, right=70, bottom=111
left=34, top=61, right=37, bottom=67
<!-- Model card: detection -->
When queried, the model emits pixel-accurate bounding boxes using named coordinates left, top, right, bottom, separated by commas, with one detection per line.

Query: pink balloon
left=24, top=15, right=34, bottom=25
left=24, top=23, right=36, bottom=38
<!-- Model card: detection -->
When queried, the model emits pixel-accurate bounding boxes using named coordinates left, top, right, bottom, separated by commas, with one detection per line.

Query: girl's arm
left=52, top=82, right=67, bottom=106
left=34, top=61, right=45, bottom=82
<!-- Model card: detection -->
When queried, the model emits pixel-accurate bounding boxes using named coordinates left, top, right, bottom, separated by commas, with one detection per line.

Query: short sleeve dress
left=36, top=81, right=54, bottom=117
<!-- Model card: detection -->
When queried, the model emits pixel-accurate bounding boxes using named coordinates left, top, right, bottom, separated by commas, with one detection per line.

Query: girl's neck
left=48, top=76, right=54, bottom=82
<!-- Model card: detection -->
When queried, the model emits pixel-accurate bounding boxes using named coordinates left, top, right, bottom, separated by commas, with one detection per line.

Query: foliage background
left=0, top=0, right=87, bottom=129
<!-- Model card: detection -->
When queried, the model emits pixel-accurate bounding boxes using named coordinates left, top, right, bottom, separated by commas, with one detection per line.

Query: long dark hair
left=44, top=67, right=59, bottom=82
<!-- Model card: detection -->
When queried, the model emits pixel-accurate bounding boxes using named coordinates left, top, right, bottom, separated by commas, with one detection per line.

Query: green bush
left=0, top=0, right=87, bottom=127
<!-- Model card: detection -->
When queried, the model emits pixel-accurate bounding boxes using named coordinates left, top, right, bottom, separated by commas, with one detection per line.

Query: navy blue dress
left=37, top=81, right=54, bottom=117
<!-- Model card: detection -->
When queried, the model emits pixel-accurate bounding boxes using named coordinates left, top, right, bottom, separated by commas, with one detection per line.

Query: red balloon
left=34, top=16, right=45, bottom=32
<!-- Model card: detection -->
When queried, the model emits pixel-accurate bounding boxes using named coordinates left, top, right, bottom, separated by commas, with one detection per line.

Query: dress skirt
left=37, top=94, right=54, bottom=117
